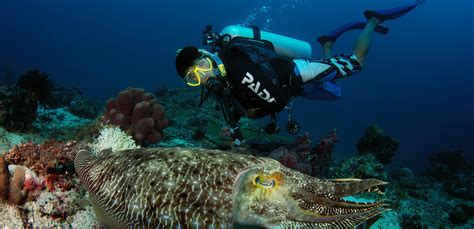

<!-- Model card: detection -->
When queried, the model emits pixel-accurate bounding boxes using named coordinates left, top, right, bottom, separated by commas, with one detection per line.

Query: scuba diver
left=175, top=0, right=425, bottom=145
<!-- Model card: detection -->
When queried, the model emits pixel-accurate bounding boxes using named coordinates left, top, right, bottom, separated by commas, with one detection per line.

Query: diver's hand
left=230, top=127, right=244, bottom=146
left=206, top=77, right=224, bottom=96
left=246, top=108, right=261, bottom=118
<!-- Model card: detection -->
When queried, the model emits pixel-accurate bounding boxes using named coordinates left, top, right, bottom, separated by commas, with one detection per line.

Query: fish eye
left=255, top=176, right=275, bottom=188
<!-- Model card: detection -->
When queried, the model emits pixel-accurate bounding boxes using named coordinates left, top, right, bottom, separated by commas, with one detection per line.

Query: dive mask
left=184, top=57, right=214, bottom=86
left=184, top=50, right=227, bottom=87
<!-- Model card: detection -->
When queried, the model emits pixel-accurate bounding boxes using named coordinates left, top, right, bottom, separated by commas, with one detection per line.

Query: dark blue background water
left=1, top=0, right=473, bottom=170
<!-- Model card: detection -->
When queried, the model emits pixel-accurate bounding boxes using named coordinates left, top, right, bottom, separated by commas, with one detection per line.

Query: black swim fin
left=317, top=21, right=389, bottom=46
left=364, top=0, right=426, bottom=22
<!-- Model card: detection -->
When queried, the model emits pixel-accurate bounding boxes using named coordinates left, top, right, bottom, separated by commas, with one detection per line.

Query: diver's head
left=175, top=46, right=226, bottom=87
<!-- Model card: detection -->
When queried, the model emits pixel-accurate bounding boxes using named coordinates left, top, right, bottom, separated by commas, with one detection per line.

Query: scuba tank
left=220, top=25, right=312, bottom=58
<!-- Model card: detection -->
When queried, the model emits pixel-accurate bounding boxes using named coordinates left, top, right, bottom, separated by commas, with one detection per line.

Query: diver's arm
left=220, top=98, right=244, bottom=145
left=206, top=77, right=244, bottom=145
left=246, top=107, right=262, bottom=118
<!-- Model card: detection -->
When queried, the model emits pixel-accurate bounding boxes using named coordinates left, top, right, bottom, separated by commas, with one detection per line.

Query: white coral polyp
left=93, top=126, right=139, bottom=155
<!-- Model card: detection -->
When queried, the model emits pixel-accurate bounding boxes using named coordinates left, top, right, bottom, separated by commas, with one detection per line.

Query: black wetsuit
left=218, top=38, right=302, bottom=118
left=225, top=45, right=302, bottom=117
left=205, top=37, right=303, bottom=142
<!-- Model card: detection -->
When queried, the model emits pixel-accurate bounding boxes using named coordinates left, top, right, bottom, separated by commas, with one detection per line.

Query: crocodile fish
left=74, top=147, right=388, bottom=228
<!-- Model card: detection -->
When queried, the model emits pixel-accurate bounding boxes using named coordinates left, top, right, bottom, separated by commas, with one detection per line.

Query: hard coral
left=357, top=126, right=399, bottom=165
left=0, top=86, right=38, bottom=132
left=4, top=140, right=80, bottom=193
left=102, top=87, right=169, bottom=145
left=16, top=68, right=54, bottom=106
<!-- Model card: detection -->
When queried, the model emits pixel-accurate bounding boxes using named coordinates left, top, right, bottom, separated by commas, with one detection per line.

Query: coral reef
left=0, top=86, right=38, bottom=132
left=92, top=126, right=139, bottom=154
left=267, top=146, right=311, bottom=174
left=16, top=68, right=54, bottom=106
left=152, top=87, right=289, bottom=150
left=356, top=126, right=399, bottom=164
left=329, top=154, right=388, bottom=181
left=102, top=87, right=169, bottom=145
left=388, top=167, right=414, bottom=180
left=48, top=87, right=100, bottom=118
left=449, top=204, right=474, bottom=225
left=1, top=157, right=44, bottom=205
left=1, top=81, right=473, bottom=228
left=70, top=207, right=101, bottom=228
left=425, top=149, right=474, bottom=201
left=3, top=140, right=82, bottom=194
left=0, top=127, right=25, bottom=154
left=426, top=149, right=473, bottom=178
left=0, top=203, right=23, bottom=227
left=399, top=213, right=427, bottom=229
left=267, top=130, right=336, bottom=177
left=33, top=190, right=80, bottom=220
left=311, top=129, right=337, bottom=177
left=33, top=107, right=94, bottom=141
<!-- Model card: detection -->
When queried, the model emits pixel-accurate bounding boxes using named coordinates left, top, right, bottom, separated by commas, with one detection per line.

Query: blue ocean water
left=1, top=0, right=473, bottom=170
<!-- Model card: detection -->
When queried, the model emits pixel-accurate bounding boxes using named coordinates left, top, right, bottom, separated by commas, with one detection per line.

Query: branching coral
left=102, top=87, right=169, bottom=145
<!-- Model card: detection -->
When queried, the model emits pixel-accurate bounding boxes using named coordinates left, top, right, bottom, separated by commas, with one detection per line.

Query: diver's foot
left=364, top=0, right=426, bottom=22
left=317, top=21, right=389, bottom=46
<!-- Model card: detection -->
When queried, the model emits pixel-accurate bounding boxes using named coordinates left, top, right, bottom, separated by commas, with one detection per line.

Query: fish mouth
left=282, top=177, right=389, bottom=227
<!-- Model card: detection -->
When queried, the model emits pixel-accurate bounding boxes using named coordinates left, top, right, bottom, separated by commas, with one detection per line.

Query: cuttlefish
left=75, top=147, right=388, bottom=228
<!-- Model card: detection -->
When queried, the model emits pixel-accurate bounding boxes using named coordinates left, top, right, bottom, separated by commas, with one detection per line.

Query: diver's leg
left=322, top=41, right=334, bottom=58
left=317, top=21, right=389, bottom=48
left=353, top=17, right=381, bottom=66
left=317, top=21, right=389, bottom=58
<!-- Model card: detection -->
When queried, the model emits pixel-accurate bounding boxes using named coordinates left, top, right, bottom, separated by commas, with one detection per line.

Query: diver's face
left=184, top=57, right=216, bottom=86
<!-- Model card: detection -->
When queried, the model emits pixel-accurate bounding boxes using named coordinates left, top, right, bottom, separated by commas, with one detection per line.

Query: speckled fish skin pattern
left=75, top=147, right=387, bottom=228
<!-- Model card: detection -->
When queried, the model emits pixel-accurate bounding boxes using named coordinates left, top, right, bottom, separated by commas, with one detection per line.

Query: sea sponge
left=8, top=165, right=27, bottom=205
left=93, top=126, right=139, bottom=155
left=0, top=155, right=9, bottom=201
left=102, top=87, right=169, bottom=145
